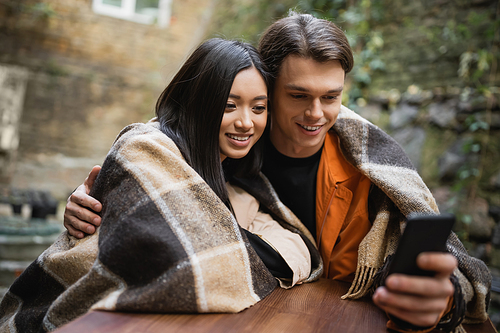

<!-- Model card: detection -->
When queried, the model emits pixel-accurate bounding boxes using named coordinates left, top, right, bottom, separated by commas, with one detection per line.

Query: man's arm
left=372, top=252, right=457, bottom=329
left=64, top=165, right=102, bottom=238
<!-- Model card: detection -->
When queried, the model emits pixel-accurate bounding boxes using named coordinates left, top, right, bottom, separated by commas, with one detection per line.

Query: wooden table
left=55, top=278, right=496, bottom=333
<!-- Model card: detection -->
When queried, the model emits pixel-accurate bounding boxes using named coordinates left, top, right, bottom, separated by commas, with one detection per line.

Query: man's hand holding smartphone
left=372, top=214, right=457, bottom=328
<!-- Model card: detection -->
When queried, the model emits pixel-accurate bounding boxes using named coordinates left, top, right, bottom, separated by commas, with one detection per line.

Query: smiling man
left=64, top=12, right=490, bottom=333
left=269, top=56, right=344, bottom=158
left=255, top=14, right=491, bottom=332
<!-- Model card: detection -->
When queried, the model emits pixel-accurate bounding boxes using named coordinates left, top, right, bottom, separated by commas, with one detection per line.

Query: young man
left=64, top=13, right=490, bottom=332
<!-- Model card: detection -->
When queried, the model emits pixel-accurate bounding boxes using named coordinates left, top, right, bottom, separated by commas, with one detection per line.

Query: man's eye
left=324, top=95, right=339, bottom=101
left=291, top=94, right=306, bottom=99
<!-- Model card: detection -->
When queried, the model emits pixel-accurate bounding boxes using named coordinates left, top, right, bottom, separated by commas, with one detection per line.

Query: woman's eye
left=253, top=105, right=267, bottom=113
left=226, top=103, right=236, bottom=110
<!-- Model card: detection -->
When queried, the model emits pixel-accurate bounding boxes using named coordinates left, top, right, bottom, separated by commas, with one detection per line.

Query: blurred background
left=0, top=0, right=499, bottom=325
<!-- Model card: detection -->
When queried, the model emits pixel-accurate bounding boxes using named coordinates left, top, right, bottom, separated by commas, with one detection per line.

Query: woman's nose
left=235, top=111, right=253, bottom=130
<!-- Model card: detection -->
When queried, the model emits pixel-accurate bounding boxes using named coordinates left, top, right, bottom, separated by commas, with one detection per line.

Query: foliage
left=24, top=2, right=56, bottom=19
left=208, top=0, right=295, bottom=44
left=208, top=0, right=388, bottom=108
left=1, top=1, right=57, bottom=25
left=450, top=4, right=499, bottom=233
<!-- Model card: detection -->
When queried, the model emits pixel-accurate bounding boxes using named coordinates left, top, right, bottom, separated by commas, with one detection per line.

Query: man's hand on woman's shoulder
left=64, top=165, right=102, bottom=238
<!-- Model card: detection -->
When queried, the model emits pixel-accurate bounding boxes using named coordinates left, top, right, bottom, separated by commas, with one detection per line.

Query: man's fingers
left=378, top=303, right=441, bottom=327
left=66, top=200, right=101, bottom=226
left=417, top=253, right=457, bottom=277
left=64, top=212, right=97, bottom=235
left=84, top=165, right=101, bottom=191
left=384, top=274, right=454, bottom=298
left=374, top=264, right=455, bottom=328
left=384, top=253, right=456, bottom=298
left=373, top=286, right=449, bottom=313
left=64, top=223, right=85, bottom=239
left=63, top=168, right=102, bottom=236
left=69, top=190, right=102, bottom=214
left=373, top=287, right=446, bottom=327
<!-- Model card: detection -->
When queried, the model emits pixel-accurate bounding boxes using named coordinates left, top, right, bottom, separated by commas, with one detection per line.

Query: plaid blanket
left=333, top=106, right=490, bottom=327
left=0, top=121, right=316, bottom=332
left=236, top=105, right=491, bottom=330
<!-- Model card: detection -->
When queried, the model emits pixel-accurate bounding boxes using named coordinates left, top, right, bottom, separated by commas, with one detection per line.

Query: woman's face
left=219, top=67, right=268, bottom=161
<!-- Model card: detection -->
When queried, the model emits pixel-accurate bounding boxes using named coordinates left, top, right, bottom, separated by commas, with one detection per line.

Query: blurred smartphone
left=387, top=213, right=455, bottom=277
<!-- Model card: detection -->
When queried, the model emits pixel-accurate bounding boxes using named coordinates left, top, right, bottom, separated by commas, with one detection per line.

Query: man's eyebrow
left=327, top=87, right=344, bottom=93
left=284, top=84, right=307, bottom=92
left=284, top=84, right=344, bottom=93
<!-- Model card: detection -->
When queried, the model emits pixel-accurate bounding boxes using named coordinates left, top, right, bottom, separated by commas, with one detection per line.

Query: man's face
left=270, top=55, right=345, bottom=158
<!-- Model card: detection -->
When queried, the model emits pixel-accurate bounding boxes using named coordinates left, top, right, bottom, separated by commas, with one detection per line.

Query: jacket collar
left=321, top=130, right=360, bottom=184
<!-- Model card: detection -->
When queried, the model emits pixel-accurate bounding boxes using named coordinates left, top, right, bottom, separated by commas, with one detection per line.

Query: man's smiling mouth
left=298, top=124, right=322, bottom=131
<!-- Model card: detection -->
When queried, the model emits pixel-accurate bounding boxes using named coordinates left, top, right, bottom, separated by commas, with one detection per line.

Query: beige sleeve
left=227, top=183, right=311, bottom=287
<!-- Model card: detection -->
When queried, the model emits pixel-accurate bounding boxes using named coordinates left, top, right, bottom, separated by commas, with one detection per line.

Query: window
left=92, top=0, right=172, bottom=28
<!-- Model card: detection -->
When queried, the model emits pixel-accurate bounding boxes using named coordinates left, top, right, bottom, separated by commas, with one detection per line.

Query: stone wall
left=367, top=0, right=499, bottom=91
left=356, top=84, right=500, bottom=263
left=0, top=0, right=215, bottom=199
left=344, top=0, right=500, bottom=268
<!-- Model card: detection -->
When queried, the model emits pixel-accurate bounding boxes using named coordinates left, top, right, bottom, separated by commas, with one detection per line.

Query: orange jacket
left=316, top=131, right=455, bottom=333
left=315, top=131, right=372, bottom=281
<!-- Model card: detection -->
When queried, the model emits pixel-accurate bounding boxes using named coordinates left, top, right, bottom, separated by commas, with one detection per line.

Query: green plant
left=24, top=2, right=56, bottom=19
left=455, top=3, right=499, bottom=205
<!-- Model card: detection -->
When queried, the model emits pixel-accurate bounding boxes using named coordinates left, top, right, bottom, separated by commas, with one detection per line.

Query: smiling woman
left=219, top=67, right=268, bottom=161
left=155, top=38, right=270, bottom=207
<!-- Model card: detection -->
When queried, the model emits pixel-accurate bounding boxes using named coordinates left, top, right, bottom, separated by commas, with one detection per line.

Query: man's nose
left=305, top=99, right=323, bottom=119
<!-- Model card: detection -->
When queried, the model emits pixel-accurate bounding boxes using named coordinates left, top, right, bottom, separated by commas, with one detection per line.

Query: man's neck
left=269, top=129, right=324, bottom=158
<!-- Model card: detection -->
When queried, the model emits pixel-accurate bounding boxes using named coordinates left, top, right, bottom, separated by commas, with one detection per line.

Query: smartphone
left=387, top=213, right=455, bottom=277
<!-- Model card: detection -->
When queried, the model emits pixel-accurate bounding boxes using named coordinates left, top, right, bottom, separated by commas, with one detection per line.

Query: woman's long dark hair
left=156, top=38, right=270, bottom=207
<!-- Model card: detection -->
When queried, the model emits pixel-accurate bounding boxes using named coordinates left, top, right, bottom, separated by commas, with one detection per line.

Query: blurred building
left=0, top=0, right=215, bottom=199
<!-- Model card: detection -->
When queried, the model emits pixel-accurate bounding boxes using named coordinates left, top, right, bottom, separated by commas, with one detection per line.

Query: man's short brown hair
left=258, top=12, right=354, bottom=86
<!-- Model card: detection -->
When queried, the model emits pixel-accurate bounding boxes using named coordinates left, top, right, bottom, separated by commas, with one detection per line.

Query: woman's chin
left=224, top=150, right=250, bottom=160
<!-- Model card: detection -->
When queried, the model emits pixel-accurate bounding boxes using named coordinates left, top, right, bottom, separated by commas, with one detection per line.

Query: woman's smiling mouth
left=226, top=133, right=252, bottom=147
left=226, top=134, right=251, bottom=141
